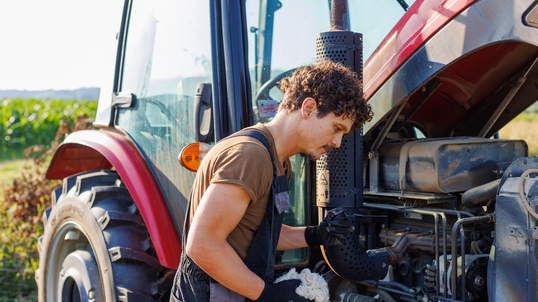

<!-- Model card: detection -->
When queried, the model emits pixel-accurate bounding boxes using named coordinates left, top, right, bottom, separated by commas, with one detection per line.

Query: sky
left=0, top=0, right=410, bottom=92
left=0, top=1, right=124, bottom=91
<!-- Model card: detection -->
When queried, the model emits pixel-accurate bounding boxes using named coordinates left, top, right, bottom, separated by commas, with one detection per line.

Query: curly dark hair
left=278, top=60, right=373, bottom=131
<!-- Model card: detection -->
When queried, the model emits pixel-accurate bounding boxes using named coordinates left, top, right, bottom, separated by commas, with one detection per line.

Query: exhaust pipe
left=315, top=0, right=390, bottom=282
left=330, top=0, right=350, bottom=31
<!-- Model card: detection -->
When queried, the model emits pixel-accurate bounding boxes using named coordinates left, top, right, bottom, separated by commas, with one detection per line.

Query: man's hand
left=304, top=207, right=350, bottom=246
left=254, top=279, right=313, bottom=302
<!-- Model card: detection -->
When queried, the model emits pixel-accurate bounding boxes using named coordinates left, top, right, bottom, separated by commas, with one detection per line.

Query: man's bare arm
left=277, top=224, right=307, bottom=250
left=186, top=183, right=265, bottom=300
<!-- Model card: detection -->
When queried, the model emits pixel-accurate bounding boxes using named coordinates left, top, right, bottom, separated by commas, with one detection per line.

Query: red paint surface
left=364, top=0, right=479, bottom=99
left=47, top=130, right=181, bottom=269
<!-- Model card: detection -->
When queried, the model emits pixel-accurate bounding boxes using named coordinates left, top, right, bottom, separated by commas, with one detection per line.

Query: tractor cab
left=38, top=0, right=538, bottom=301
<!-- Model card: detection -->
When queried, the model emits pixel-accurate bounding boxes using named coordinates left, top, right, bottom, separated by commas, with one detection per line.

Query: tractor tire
left=36, top=170, right=174, bottom=302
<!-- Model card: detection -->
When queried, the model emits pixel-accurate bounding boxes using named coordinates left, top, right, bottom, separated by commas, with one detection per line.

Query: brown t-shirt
left=186, top=123, right=291, bottom=259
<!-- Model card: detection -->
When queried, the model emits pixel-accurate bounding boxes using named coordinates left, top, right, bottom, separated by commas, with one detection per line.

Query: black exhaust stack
left=315, top=0, right=390, bottom=281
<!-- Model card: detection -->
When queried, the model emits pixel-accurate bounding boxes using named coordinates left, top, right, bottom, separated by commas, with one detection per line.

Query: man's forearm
left=277, top=225, right=308, bottom=250
left=187, top=238, right=265, bottom=300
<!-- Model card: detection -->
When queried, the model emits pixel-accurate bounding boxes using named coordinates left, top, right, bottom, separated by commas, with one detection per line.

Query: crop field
left=0, top=99, right=96, bottom=301
left=0, top=98, right=97, bottom=161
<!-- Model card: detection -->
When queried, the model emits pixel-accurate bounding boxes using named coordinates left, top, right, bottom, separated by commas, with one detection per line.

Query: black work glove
left=304, top=207, right=350, bottom=246
left=254, top=279, right=313, bottom=302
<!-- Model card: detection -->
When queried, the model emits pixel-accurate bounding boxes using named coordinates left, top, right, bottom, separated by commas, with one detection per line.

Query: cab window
left=117, top=0, right=213, bottom=236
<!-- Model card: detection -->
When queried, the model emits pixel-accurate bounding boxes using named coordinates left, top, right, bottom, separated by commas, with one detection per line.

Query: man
left=171, top=60, right=373, bottom=302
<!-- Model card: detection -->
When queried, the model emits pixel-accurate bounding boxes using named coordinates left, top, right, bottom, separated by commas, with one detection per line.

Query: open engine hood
left=362, top=0, right=538, bottom=139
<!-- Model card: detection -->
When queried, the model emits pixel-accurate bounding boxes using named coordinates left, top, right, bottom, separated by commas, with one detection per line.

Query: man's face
left=304, top=112, right=354, bottom=161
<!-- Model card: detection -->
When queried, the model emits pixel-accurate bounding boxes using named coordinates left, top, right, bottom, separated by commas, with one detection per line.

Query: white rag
left=274, top=268, right=330, bottom=302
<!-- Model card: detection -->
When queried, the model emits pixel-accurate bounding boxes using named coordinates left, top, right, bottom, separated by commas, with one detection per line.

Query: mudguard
left=46, top=129, right=181, bottom=269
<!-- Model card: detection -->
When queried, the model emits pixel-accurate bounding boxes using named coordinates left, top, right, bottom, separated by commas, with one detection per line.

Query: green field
left=0, top=160, right=26, bottom=188
left=0, top=98, right=96, bottom=301
left=0, top=98, right=97, bottom=161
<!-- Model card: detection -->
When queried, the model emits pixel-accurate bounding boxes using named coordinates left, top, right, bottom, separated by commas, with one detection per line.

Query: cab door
left=114, top=0, right=219, bottom=237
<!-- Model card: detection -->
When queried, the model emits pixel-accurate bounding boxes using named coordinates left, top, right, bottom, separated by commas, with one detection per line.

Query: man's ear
left=301, top=98, right=317, bottom=119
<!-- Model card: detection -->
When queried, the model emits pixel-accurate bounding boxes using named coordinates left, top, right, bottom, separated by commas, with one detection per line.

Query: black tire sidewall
left=38, top=197, right=116, bottom=302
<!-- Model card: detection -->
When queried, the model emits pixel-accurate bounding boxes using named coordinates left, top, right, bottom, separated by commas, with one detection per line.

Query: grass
left=0, top=114, right=93, bottom=302
left=0, top=158, right=41, bottom=301
left=0, top=159, right=27, bottom=189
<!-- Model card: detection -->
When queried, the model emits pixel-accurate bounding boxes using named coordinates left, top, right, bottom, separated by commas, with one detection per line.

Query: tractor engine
left=315, top=2, right=536, bottom=301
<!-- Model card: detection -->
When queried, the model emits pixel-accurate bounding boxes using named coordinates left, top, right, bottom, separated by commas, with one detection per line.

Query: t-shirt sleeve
left=210, top=141, right=273, bottom=205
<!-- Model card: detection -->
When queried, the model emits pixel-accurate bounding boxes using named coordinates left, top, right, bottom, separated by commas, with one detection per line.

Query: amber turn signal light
left=178, top=142, right=211, bottom=172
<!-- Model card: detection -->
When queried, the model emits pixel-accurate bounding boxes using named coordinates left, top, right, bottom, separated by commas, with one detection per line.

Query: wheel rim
left=47, top=221, right=104, bottom=302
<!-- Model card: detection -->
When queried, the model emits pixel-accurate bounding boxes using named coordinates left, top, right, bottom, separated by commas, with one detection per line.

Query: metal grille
left=315, top=29, right=387, bottom=283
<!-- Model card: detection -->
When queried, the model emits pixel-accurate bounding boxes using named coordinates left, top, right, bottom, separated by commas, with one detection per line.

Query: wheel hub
left=58, top=250, right=103, bottom=302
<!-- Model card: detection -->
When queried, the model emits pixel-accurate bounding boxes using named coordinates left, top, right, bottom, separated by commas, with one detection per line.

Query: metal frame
left=220, top=0, right=252, bottom=135
left=477, top=55, right=538, bottom=137
left=210, top=0, right=226, bottom=141
left=93, top=0, right=132, bottom=128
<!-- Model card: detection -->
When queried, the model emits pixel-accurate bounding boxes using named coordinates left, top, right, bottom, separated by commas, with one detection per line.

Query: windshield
left=246, top=0, right=414, bottom=123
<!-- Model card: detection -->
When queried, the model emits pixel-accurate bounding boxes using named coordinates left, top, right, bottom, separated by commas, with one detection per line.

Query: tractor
left=36, top=0, right=538, bottom=301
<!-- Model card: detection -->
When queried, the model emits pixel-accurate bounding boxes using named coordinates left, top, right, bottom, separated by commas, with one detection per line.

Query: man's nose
left=332, top=135, right=343, bottom=148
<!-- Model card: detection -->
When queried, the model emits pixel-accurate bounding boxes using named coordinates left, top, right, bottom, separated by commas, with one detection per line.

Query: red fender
left=47, top=129, right=181, bottom=269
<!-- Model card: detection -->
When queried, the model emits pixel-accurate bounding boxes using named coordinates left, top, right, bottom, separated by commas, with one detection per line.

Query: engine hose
left=518, top=169, right=538, bottom=221
left=358, top=281, right=416, bottom=299
left=363, top=280, right=413, bottom=294
left=374, top=288, right=398, bottom=302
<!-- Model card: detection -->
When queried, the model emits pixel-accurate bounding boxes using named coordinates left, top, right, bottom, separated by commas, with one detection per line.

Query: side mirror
left=194, top=83, right=214, bottom=143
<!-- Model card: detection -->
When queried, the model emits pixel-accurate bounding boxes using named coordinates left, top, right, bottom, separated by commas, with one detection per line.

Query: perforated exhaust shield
left=316, top=31, right=389, bottom=281
left=315, top=31, right=362, bottom=74
left=322, top=209, right=389, bottom=281
left=315, top=30, right=363, bottom=209
left=316, top=131, right=363, bottom=208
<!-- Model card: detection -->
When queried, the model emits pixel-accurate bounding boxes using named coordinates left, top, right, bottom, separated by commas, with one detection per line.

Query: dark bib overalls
left=170, top=130, right=290, bottom=302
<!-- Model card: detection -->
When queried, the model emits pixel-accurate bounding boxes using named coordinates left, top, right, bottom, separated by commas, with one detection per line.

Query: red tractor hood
left=362, top=0, right=538, bottom=138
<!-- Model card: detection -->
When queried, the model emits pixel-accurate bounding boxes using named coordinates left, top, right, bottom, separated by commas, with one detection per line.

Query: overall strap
left=227, top=129, right=290, bottom=284
left=227, top=129, right=288, bottom=193
left=227, top=129, right=275, bottom=167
